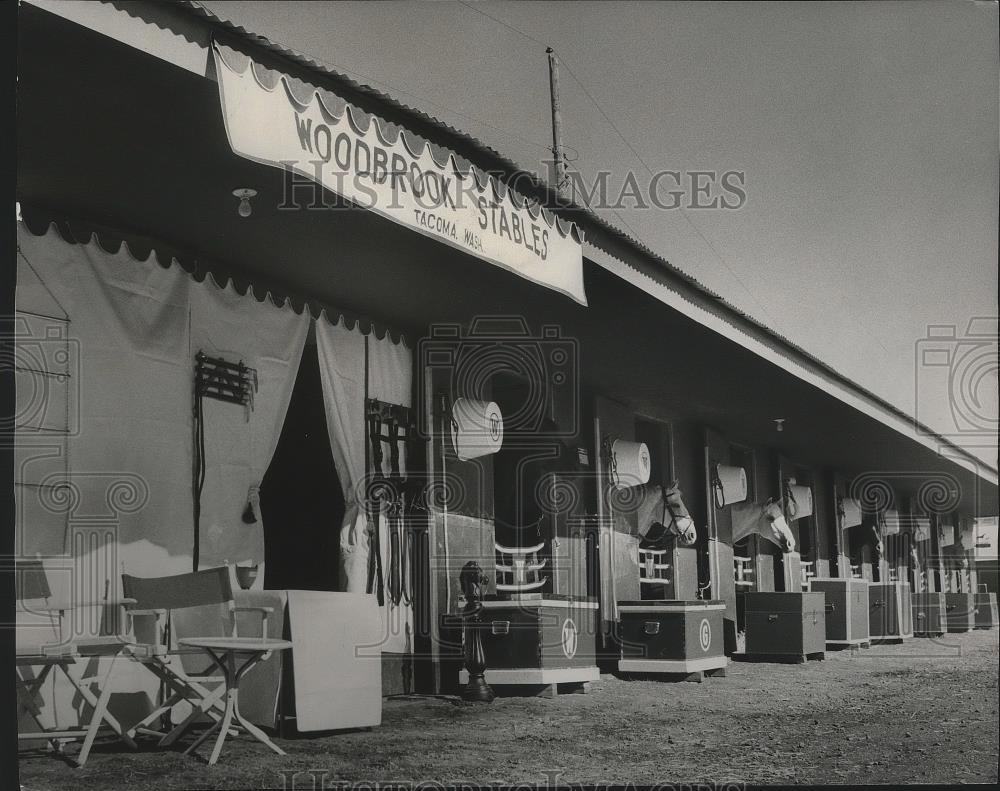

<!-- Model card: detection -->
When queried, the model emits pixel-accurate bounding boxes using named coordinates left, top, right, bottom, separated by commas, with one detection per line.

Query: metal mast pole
left=546, top=47, right=567, bottom=196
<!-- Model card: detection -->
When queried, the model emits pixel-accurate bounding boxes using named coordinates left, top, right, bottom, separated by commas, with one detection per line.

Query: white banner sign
left=214, top=46, right=587, bottom=305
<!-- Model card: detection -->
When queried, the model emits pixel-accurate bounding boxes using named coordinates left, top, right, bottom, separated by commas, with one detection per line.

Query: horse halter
left=782, top=480, right=799, bottom=520
left=659, top=485, right=694, bottom=541
left=763, top=500, right=794, bottom=552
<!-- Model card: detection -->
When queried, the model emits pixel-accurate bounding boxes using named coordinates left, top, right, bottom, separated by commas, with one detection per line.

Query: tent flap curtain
left=191, top=277, right=310, bottom=580
left=315, top=317, right=369, bottom=592
left=315, top=316, right=413, bottom=653
left=14, top=221, right=311, bottom=588
left=15, top=222, right=196, bottom=590
left=18, top=219, right=413, bottom=660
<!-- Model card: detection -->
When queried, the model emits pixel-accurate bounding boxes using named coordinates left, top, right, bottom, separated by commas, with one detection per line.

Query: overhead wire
left=455, top=0, right=786, bottom=331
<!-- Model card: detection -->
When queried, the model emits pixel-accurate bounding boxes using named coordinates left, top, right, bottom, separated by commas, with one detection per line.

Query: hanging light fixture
left=774, top=418, right=785, bottom=432
left=232, top=188, right=257, bottom=218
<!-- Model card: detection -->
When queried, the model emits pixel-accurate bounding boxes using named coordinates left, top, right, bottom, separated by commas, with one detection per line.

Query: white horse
left=871, top=519, right=884, bottom=558
left=731, top=499, right=796, bottom=553
left=635, top=481, right=699, bottom=547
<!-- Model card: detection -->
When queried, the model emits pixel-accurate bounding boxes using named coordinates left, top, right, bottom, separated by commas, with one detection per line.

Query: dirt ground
left=18, top=628, right=999, bottom=789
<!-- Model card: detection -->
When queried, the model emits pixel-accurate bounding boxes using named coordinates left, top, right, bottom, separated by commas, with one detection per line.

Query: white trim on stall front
left=616, top=603, right=725, bottom=613
left=477, top=599, right=600, bottom=610
left=618, top=657, right=727, bottom=673
left=458, top=666, right=601, bottom=685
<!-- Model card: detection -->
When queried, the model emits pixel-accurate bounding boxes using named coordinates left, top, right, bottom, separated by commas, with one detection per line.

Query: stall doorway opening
left=790, top=468, right=815, bottom=583
left=492, top=372, right=538, bottom=547
left=728, top=444, right=757, bottom=632
left=260, top=339, right=344, bottom=591
left=635, top=417, right=676, bottom=600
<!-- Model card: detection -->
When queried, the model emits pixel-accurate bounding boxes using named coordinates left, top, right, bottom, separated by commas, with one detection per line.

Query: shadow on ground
left=18, top=629, right=999, bottom=788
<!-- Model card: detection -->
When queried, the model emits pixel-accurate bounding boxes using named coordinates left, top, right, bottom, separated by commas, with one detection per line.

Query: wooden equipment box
left=458, top=596, right=600, bottom=693
left=944, top=592, right=975, bottom=633
left=617, top=600, right=727, bottom=680
left=741, top=592, right=826, bottom=662
left=808, top=578, right=870, bottom=647
left=912, top=591, right=946, bottom=637
left=974, top=591, right=998, bottom=629
left=868, top=582, right=913, bottom=643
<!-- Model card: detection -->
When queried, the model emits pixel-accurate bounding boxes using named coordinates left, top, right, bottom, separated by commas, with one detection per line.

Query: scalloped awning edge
left=17, top=207, right=412, bottom=348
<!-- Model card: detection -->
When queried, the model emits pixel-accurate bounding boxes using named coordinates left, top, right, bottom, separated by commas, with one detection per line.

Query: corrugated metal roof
left=159, top=0, right=998, bottom=477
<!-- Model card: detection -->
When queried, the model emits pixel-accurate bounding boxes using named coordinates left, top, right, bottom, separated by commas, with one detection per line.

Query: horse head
left=872, top=518, right=884, bottom=557
left=637, top=481, right=699, bottom=547
left=764, top=499, right=796, bottom=553
left=662, top=480, right=698, bottom=546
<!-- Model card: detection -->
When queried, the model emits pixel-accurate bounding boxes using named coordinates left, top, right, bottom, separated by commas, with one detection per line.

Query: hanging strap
left=388, top=416, right=401, bottom=480
left=192, top=390, right=205, bottom=572
left=711, top=464, right=726, bottom=510
left=363, top=337, right=386, bottom=606
left=385, top=415, right=402, bottom=606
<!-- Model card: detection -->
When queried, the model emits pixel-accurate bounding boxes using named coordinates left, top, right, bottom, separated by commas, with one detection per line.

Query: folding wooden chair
left=15, top=559, right=137, bottom=766
left=120, top=566, right=271, bottom=748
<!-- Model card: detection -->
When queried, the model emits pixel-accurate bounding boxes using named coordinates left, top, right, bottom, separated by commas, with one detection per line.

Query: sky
left=201, top=0, right=998, bottom=467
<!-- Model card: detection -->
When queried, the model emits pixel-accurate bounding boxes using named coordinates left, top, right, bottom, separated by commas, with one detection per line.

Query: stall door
left=704, top=426, right=738, bottom=652
left=811, top=470, right=835, bottom=579
left=830, top=471, right=851, bottom=579
left=593, top=395, right=640, bottom=638
left=413, top=358, right=496, bottom=695
left=777, top=454, right=819, bottom=592
left=634, top=417, right=676, bottom=600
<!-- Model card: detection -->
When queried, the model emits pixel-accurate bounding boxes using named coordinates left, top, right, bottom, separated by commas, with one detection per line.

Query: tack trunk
left=616, top=600, right=727, bottom=680
left=868, top=582, right=913, bottom=643
left=808, top=577, right=870, bottom=648
left=458, top=596, right=600, bottom=695
left=944, top=592, right=975, bottom=633
left=911, top=591, right=946, bottom=637
left=974, top=591, right=998, bottom=629
left=741, top=592, right=826, bottom=662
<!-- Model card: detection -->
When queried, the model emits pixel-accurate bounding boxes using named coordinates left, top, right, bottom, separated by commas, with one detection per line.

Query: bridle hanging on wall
left=192, top=351, right=258, bottom=572
left=365, top=397, right=416, bottom=607
left=782, top=478, right=798, bottom=521
left=710, top=462, right=726, bottom=510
